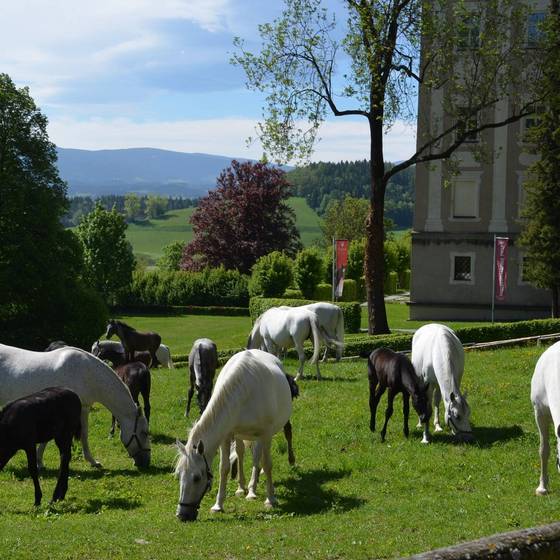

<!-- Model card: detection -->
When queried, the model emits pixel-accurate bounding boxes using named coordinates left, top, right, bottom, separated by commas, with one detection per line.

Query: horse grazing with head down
left=186, top=338, right=218, bottom=417
left=247, top=307, right=343, bottom=380
left=531, top=341, right=560, bottom=495
left=0, top=387, right=82, bottom=506
left=367, top=347, right=430, bottom=442
left=175, top=349, right=293, bottom=522
left=411, top=324, right=473, bottom=443
left=106, top=320, right=161, bottom=366
left=0, top=343, right=151, bottom=469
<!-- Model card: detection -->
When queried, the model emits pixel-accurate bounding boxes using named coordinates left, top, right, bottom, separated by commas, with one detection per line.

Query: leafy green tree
left=519, top=1, right=560, bottom=316
left=248, top=251, right=293, bottom=297
left=157, top=241, right=187, bottom=271
left=233, top=0, right=541, bottom=333
left=0, top=74, right=107, bottom=348
left=146, top=195, right=168, bottom=219
left=294, top=248, right=324, bottom=299
left=321, top=196, right=369, bottom=244
left=124, top=193, right=143, bottom=222
left=76, top=204, right=136, bottom=305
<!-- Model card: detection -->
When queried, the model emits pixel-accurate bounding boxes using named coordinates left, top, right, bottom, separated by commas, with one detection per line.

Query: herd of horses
left=1, top=304, right=560, bottom=521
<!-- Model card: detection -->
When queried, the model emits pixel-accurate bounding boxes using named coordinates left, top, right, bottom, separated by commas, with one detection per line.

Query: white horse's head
left=120, top=406, right=151, bottom=468
left=445, top=392, right=473, bottom=442
left=175, top=439, right=212, bottom=522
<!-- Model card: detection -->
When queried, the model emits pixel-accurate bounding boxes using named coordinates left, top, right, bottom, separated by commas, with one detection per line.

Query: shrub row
left=249, top=297, right=362, bottom=333
left=122, top=269, right=249, bottom=307
left=111, top=304, right=249, bottom=317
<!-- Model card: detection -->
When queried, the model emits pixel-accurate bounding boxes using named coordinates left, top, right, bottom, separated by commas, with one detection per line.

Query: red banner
left=334, top=239, right=349, bottom=298
left=494, top=237, right=509, bottom=301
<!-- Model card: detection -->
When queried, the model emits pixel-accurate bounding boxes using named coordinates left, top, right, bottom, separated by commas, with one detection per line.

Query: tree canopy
left=233, top=0, right=542, bottom=333
left=519, top=0, right=560, bottom=316
left=181, top=160, right=302, bottom=273
left=0, top=73, right=107, bottom=348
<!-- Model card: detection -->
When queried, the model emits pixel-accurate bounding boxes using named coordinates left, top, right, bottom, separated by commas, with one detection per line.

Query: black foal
left=0, top=387, right=82, bottom=506
left=367, top=347, right=430, bottom=442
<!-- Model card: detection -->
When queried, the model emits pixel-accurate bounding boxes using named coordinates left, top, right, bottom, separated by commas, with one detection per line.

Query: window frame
left=450, top=252, right=476, bottom=285
left=449, top=171, right=482, bottom=221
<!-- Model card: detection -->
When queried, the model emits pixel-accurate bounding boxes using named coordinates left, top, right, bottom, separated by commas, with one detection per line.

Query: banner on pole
left=334, top=239, right=349, bottom=298
left=494, top=237, right=509, bottom=301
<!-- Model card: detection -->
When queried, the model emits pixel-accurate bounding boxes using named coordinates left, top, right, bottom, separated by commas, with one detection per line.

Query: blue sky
left=2, top=0, right=415, bottom=163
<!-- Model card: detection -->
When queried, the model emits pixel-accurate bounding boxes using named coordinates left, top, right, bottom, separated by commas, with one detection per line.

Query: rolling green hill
left=126, top=197, right=323, bottom=265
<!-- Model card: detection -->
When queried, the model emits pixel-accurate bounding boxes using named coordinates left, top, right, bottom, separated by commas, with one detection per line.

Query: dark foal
left=367, top=348, right=430, bottom=442
left=92, top=341, right=152, bottom=369
left=106, top=319, right=161, bottom=366
left=111, top=362, right=151, bottom=436
left=0, top=387, right=81, bottom=506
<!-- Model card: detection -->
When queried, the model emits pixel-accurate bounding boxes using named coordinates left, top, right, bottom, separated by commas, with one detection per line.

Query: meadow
left=126, top=197, right=323, bottom=265
left=1, top=345, right=560, bottom=559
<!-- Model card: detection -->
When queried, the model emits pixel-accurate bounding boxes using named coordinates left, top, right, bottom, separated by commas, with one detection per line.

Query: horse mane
left=187, top=351, right=261, bottom=446
left=114, top=320, right=135, bottom=334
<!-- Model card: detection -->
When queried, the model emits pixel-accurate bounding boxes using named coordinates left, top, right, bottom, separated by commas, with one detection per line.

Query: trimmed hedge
left=249, top=297, right=362, bottom=333
left=112, top=304, right=249, bottom=316
left=313, top=283, right=332, bottom=300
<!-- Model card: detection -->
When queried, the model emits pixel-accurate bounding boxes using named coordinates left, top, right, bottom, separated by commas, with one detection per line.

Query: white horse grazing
left=531, top=341, right=560, bottom=495
left=0, top=343, right=151, bottom=468
left=91, top=340, right=174, bottom=369
left=175, top=349, right=292, bottom=522
left=247, top=307, right=343, bottom=380
left=301, top=302, right=345, bottom=361
left=411, top=324, right=473, bottom=443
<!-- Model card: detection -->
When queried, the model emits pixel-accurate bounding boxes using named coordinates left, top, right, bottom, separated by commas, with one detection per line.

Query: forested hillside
left=287, top=160, right=414, bottom=228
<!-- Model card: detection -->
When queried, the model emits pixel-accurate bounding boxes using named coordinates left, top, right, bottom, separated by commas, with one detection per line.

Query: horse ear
left=176, top=439, right=187, bottom=455
left=197, top=440, right=205, bottom=455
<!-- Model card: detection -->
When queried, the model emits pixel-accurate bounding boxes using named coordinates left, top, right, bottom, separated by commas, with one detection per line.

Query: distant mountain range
left=56, top=147, right=256, bottom=197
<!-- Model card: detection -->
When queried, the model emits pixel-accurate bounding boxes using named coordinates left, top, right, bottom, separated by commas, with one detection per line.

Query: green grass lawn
left=1, top=345, right=559, bottom=559
left=125, top=197, right=323, bottom=265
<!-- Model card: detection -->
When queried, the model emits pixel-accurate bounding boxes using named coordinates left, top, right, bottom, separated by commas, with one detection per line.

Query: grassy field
left=1, top=345, right=560, bottom=559
left=126, top=197, right=323, bottom=265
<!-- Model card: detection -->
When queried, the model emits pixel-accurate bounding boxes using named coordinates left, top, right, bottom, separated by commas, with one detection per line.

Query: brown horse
left=106, top=320, right=161, bottom=366
left=0, top=387, right=82, bottom=506
left=367, top=347, right=430, bottom=442
left=110, top=362, right=151, bottom=437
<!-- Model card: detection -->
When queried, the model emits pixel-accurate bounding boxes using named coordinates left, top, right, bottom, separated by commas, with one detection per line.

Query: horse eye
left=193, top=474, right=201, bottom=484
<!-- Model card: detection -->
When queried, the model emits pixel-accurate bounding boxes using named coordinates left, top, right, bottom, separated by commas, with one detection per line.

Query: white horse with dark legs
left=301, top=302, right=345, bottom=361
left=411, top=324, right=473, bottom=444
left=531, top=341, right=560, bottom=495
left=247, top=307, right=343, bottom=380
left=175, top=349, right=292, bottom=522
left=0, top=343, right=151, bottom=469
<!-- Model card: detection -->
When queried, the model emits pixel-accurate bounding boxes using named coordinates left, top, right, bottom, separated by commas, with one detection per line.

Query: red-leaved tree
left=181, top=160, right=302, bottom=273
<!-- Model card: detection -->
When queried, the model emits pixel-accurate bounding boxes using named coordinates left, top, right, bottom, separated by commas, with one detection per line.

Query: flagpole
left=332, top=237, right=335, bottom=302
left=491, top=235, right=496, bottom=323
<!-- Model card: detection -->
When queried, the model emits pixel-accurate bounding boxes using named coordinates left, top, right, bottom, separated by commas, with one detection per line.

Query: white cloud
left=48, top=116, right=417, bottom=164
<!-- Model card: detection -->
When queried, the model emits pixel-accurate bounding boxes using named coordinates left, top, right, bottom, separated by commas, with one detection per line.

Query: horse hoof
left=90, top=461, right=103, bottom=469
left=536, top=487, right=548, bottom=496
left=421, top=437, right=431, bottom=445
left=264, top=498, right=277, bottom=509
left=235, top=488, right=246, bottom=497
left=211, top=504, right=224, bottom=513
left=246, top=492, right=258, bottom=501
left=288, top=455, right=296, bottom=466
left=434, top=426, right=443, bottom=433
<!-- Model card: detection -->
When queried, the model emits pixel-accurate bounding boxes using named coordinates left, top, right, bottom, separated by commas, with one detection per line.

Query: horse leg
left=246, top=441, right=262, bottom=500
left=284, top=421, right=296, bottom=466
left=52, top=436, right=72, bottom=502
left=110, top=415, right=116, bottom=437
left=380, top=388, right=396, bottom=442
left=80, top=406, right=102, bottom=468
left=37, top=442, right=47, bottom=470
left=370, top=383, right=386, bottom=433
left=185, top=376, right=195, bottom=417
left=234, top=438, right=247, bottom=497
left=433, top=386, right=443, bottom=432
left=422, top=384, right=436, bottom=444
left=211, top=440, right=231, bottom=513
left=403, top=392, right=410, bottom=438
left=368, top=364, right=380, bottom=432
left=261, top=438, right=277, bottom=508
left=295, top=343, right=306, bottom=381
left=25, top=446, right=42, bottom=506
left=321, top=345, right=328, bottom=362
left=535, top=408, right=551, bottom=495
left=142, top=390, right=151, bottom=425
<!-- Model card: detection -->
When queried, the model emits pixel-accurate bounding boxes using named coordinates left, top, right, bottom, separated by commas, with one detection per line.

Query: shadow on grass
left=419, top=424, right=524, bottom=448
left=8, top=464, right=171, bottom=481
left=152, top=432, right=177, bottom=445
left=82, top=496, right=141, bottom=513
left=275, top=468, right=365, bottom=515
left=296, top=375, right=359, bottom=384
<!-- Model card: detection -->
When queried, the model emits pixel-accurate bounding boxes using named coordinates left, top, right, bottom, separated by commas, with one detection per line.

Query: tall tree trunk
left=365, top=116, right=390, bottom=335
left=552, top=286, right=559, bottom=318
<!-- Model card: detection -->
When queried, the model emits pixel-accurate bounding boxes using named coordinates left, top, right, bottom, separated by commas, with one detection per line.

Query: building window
left=458, top=15, right=480, bottom=49
left=527, top=12, right=546, bottom=47
left=450, top=253, right=475, bottom=285
left=519, top=254, right=532, bottom=284
left=452, top=178, right=479, bottom=219
left=456, top=108, right=479, bottom=143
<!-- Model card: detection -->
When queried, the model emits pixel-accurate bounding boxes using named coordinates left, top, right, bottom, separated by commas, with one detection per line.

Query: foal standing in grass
left=367, top=348, right=430, bottom=442
left=0, top=387, right=81, bottom=506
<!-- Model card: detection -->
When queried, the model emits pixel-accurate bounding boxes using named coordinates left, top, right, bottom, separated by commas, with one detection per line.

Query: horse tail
left=319, top=326, right=345, bottom=350
left=309, top=314, right=322, bottom=365
left=247, top=315, right=262, bottom=349
left=193, top=344, right=204, bottom=386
